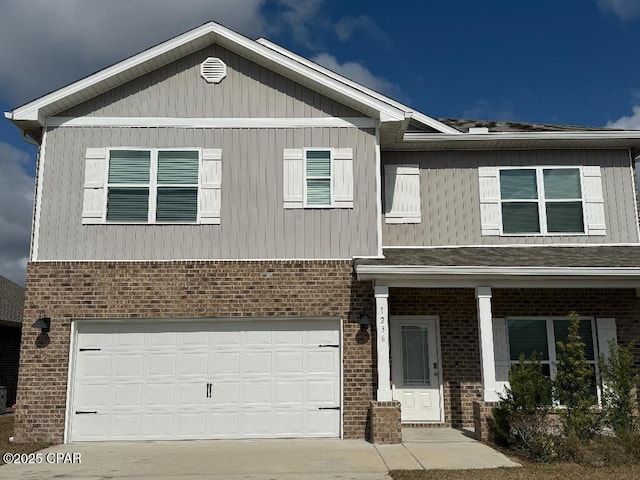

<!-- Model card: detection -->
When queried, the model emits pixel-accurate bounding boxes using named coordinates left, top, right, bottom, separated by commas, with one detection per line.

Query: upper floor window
left=478, top=165, right=606, bottom=237
left=283, top=147, right=353, bottom=209
left=500, top=167, right=584, bottom=234
left=82, top=147, right=222, bottom=225
left=107, top=149, right=199, bottom=223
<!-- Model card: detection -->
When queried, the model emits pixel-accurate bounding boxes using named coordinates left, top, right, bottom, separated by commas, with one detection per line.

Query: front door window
left=402, top=325, right=430, bottom=386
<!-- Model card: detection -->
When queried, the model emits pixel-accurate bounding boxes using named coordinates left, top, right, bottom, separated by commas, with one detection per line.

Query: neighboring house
left=5, top=21, right=640, bottom=444
left=0, top=276, right=24, bottom=409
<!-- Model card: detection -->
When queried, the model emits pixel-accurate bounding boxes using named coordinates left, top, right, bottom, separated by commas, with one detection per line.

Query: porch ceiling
left=354, top=246, right=640, bottom=288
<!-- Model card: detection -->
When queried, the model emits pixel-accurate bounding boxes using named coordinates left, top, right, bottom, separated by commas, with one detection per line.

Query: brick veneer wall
left=16, top=260, right=375, bottom=443
left=390, top=287, right=640, bottom=429
left=369, top=400, right=402, bottom=443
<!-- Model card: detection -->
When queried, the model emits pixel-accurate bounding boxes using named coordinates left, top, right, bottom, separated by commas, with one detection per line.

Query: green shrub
left=492, top=352, right=555, bottom=461
left=554, top=312, right=602, bottom=440
left=599, top=340, right=639, bottom=436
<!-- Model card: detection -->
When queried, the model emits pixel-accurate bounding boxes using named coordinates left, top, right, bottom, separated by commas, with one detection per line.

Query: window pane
left=402, top=326, right=429, bottom=385
left=545, top=202, right=584, bottom=233
left=107, top=188, right=149, bottom=221
left=109, top=150, right=150, bottom=183
left=158, top=151, right=199, bottom=184
left=553, top=319, right=595, bottom=360
left=156, top=188, right=198, bottom=222
left=500, top=169, right=538, bottom=199
left=508, top=320, right=549, bottom=360
left=502, top=203, right=540, bottom=233
left=306, top=179, right=331, bottom=205
left=543, top=169, right=581, bottom=199
left=306, top=150, right=331, bottom=177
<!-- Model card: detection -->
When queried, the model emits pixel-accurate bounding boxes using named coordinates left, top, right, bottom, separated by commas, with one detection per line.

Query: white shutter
left=332, top=148, right=353, bottom=208
left=283, top=148, right=303, bottom=209
left=583, top=166, right=606, bottom=235
left=82, top=148, right=108, bottom=224
left=596, top=317, right=617, bottom=361
left=492, top=317, right=510, bottom=395
left=478, top=167, right=501, bottom=235
left=200, top=148, right=222, bottom=224
left=384, top=164, right=421, bottom=223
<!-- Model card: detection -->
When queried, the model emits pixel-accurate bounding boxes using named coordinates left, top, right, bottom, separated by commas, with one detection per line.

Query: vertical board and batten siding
left=59, top=44, right=364, bottom=119
left=38, top=126, right=377, bottom=261
left=382, top=149, right=639, bottom=246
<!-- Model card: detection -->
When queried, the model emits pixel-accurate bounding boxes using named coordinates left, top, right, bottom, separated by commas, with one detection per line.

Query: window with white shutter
left=478, top=166, right=606, bottom=236
left=283, top=147, right=353, bottom=209
left=384, top=164, right=421, bottom=224
left=82, top=147, right=221, bottom=224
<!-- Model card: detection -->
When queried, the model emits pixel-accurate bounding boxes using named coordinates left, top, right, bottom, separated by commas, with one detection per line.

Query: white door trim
left=390, top=315, right=444, bottom=423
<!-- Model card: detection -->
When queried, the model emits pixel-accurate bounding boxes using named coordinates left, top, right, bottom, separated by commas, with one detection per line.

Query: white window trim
left=498, top=166, right=587, bottom=236
left=105, top=147, right=202, bottom=225
left=303, top=147, right=333, bottom=208
left=505, top=316, right=602, bottom=402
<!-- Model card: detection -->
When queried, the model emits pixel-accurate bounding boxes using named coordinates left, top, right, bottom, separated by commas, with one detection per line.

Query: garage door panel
left=148, top=353, right=177, bottom=376
left=114, top=384, right=143, bottom=407
left=274, top=351, right=303, bottom=374
left=242, top=381, right=270, bottom=404
left=211, top=352, right=241, bottom=375
left=274, top=380, right=303, bottom=404
left=115, top=354, right=144, bottom=376
left=307, top=350, right=338, bottom=374
left=76, top=382, right=111, bottom=407
left=308, top=379, right=339, bottom=403
left=71, top=319, right=341, bottom=441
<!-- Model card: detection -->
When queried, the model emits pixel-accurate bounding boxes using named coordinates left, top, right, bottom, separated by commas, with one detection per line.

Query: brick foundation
left=473, top=401, right=499, bottom=442
left=369, top=400, right=402, bottom=444
left=16, top=260, right=375, bottom=443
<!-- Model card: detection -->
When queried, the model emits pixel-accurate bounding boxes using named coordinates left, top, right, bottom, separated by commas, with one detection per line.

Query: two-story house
left=6, top=21, right=640, bottom=445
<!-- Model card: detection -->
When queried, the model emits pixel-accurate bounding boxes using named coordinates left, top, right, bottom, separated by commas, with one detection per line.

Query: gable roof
left=0, top=276, right=24, bottom=327
left=5, top=21, right=456, bottom=140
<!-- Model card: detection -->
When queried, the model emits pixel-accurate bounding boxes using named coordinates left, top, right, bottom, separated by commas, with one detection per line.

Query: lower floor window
left=507, top=317, right=598, bottom=398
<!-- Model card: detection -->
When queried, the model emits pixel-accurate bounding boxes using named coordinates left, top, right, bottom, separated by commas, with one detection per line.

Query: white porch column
left=374, top=285, right=392, bottom=401
left=476, top=286, right=499, bottom=402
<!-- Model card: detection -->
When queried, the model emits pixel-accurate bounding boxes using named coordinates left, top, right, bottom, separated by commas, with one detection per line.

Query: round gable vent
left=200, top=57, right=227, bottom=84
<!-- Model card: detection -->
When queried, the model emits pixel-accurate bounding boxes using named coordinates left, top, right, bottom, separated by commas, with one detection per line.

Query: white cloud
left=0, top=0, right=269, bottom=104
left=335, top=15, right=392, bottom=48
left=271, top=0, right=327, bottom=49
left=0, top=142, right=35, bottom=285
left=311, top=53, right=404, bottom=98
left=605, top=105, right=640, bottom=129
left=597, top=0, right=640, bottom=20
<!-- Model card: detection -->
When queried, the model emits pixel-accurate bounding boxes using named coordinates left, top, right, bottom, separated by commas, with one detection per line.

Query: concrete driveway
left=0, top=429, right=519, bottom=480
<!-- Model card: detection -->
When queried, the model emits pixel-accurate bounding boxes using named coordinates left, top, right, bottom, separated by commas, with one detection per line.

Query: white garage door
left=69, top=319, right=341, bottom=441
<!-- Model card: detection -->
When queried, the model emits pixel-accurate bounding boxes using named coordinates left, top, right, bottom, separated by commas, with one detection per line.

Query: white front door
left=69, top=319, right=341, bottom=441
left=390, top=316, right=442, bottom=422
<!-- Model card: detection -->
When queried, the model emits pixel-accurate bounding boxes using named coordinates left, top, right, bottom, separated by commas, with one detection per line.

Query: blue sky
left=1, top=0, right=639, bottom=284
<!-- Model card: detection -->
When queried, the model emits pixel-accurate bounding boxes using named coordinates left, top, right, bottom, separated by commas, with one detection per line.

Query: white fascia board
left=355, top=264, right=640, bottom=278
left=256, top=38, right=461, bottom=134
left=11, top=22, right=408, bottom=125
left=405, top=131, right=640, bottom=142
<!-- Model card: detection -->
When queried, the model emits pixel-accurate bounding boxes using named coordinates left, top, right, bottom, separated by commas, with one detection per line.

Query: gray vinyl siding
left=59, top=44, right=364, bottom=119
left=382, top=149, right=639, bottom=246
left=37, top=126, right=377, bottom=260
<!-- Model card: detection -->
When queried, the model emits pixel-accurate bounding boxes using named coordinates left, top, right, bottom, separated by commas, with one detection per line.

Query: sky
left=1, top=0, right=640, bottom=285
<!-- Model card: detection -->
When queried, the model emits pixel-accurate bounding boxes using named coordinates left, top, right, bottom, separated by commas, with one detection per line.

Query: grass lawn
left=390, top=465, right=640, bottom=480
left=0, top=412, right=52, bottom=465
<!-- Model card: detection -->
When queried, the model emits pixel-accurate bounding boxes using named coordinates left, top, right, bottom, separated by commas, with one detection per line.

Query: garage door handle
left=79, top=348, right=101, bottom=352
left=319, top=344, right=339, bottom=348
left=75, top=411, right=98, bottom=414
left=318, top=407, right=340, bottom=410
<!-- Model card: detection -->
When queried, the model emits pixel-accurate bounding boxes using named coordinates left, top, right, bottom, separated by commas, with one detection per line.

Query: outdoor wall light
left=357, top=312, right=373, bottom=329
left=32, top=314, right=51, bottom=333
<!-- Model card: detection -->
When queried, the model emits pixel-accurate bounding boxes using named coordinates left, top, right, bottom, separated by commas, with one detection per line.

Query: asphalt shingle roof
left=356, top=246, right=640, bottom=268
left=0, top=276, right=25, bottom=326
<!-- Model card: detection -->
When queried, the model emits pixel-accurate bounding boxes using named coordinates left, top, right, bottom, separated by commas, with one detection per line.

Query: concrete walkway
left=0, top=429, right=519, bottom=480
